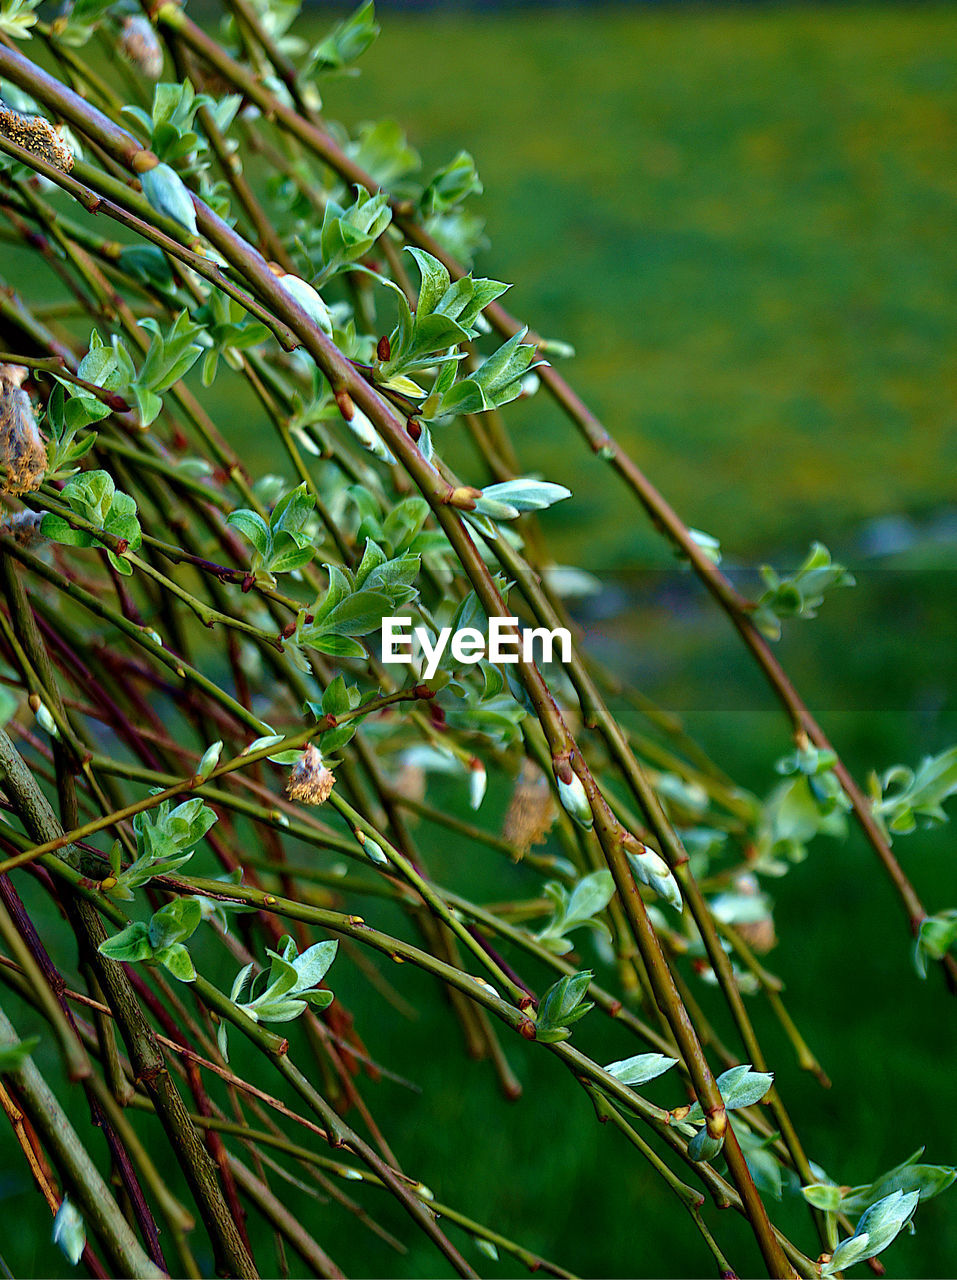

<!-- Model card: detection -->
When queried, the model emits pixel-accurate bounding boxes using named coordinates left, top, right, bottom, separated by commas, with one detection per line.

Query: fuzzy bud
left=0, top=106, right=74, bottom=172
left=468, top=757, right=487, bottom=811
left=119, top=16, right=164, bottom=79
left=0, top=367, right=46, bottom=496
left=285, top=744, right=334, bottom=806
left=271, top=267, right=334, bottom=336
left=337, top=398, right=396, bottom=465
left=138, top=159, right=198, bottom=236
left=624, top=835, right=682, bottom=912
left=552, top=756, right=593, bottom=831
left=30, top=697, right=59, bottom=739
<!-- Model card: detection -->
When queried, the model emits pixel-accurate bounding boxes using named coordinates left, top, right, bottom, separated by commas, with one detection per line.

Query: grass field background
left=2, top=5, right=957, bottom=1276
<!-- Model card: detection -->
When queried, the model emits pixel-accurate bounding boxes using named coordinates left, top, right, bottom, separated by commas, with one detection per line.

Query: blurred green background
left=315, top=7, right=957, bottom=1277
left=4, top=4, right=957, bottom=1277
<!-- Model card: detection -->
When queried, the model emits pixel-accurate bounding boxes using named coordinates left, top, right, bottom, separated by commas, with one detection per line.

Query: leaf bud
left=448, top=485, right=482, bottom=510
left=195, top=740, right=223, bottom=783
left=355, top=828, right=389, bottom=865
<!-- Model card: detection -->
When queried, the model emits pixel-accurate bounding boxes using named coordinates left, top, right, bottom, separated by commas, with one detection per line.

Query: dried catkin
left=285, top=744, right=335, bottom=806
left=503, top=760, right=557, bottom=855
left=0, top=366, right=47, bottom=497
left=119, top=16, right=164, bottom=80
left=0, top=106, right=74, bottom=173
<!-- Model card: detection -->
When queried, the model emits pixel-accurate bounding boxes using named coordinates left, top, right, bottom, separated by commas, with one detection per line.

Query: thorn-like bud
left=0, top=107, right=74, bottom=172
left=376, top=335, right=391, bottom=361
left=285, top=743, right=334, bottom=806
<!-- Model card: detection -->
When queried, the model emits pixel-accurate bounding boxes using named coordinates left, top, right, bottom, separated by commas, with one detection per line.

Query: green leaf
left=687, top=1128, right=724, bottom=1162
left=39, top=514, right=92, bottom=548
left=310, top=0, right=379, bottom=71
left=118, top=246, right=175, bottom=290
left=292, top=939, right=338, bottom=987
left=914, top=912, right=957, bottom=978
left=474, top=479, right=572, bottom=519
left=822, top=1190, right=920, bottom=1277
left=737, top=1126, right=784, bottom=1200
left=320, top=675, right=360, bottom=718
left=316, top=189, right=391, bottom=280
left=227, top=509, right=271, bottom=560
left=0, top=0, right=40, bottom=38
left=196, top=740, right=223, bottom=783
left=354, top=538, right=388, bottom=588
left=148, top=897, right=202, bottom=950
left=684, top=1064, right=774, bottom=1125
left=406, top=248, right=451, bottom=319
left=875, top=746, right=957, bottom=835
left=155, top=942, right=196, bottom=983
left=346, top=118, right=419, bottom=187
left=421, top=150, right=483, bottom=216
left=62, top=469, right=113, bottom=525
left=752, top=542, right=855, bottom=640
left=839, top=1151, right=957, bottom=1215
left=802, top=1182, right=844, bottom=1212
left=98, top=921, right=154, bottom=964
left=604, top=1053, right=678, bottom=1087
left=315, top=590, right=393, bottom=637
left=536, top=969, right=594, bottom=1042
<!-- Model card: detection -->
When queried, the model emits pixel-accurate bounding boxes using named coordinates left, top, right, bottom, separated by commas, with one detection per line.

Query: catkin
left=0, top=106, right=74, bottom=173
left=0, top=366, right=47, bottom=497
left=119, top=16, right=164, bottom=80
left=285, top=744, right=335, bottom=806
left=503, top=759, right=557, bottom=854
left=2, top=508, right=45, bottom=547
